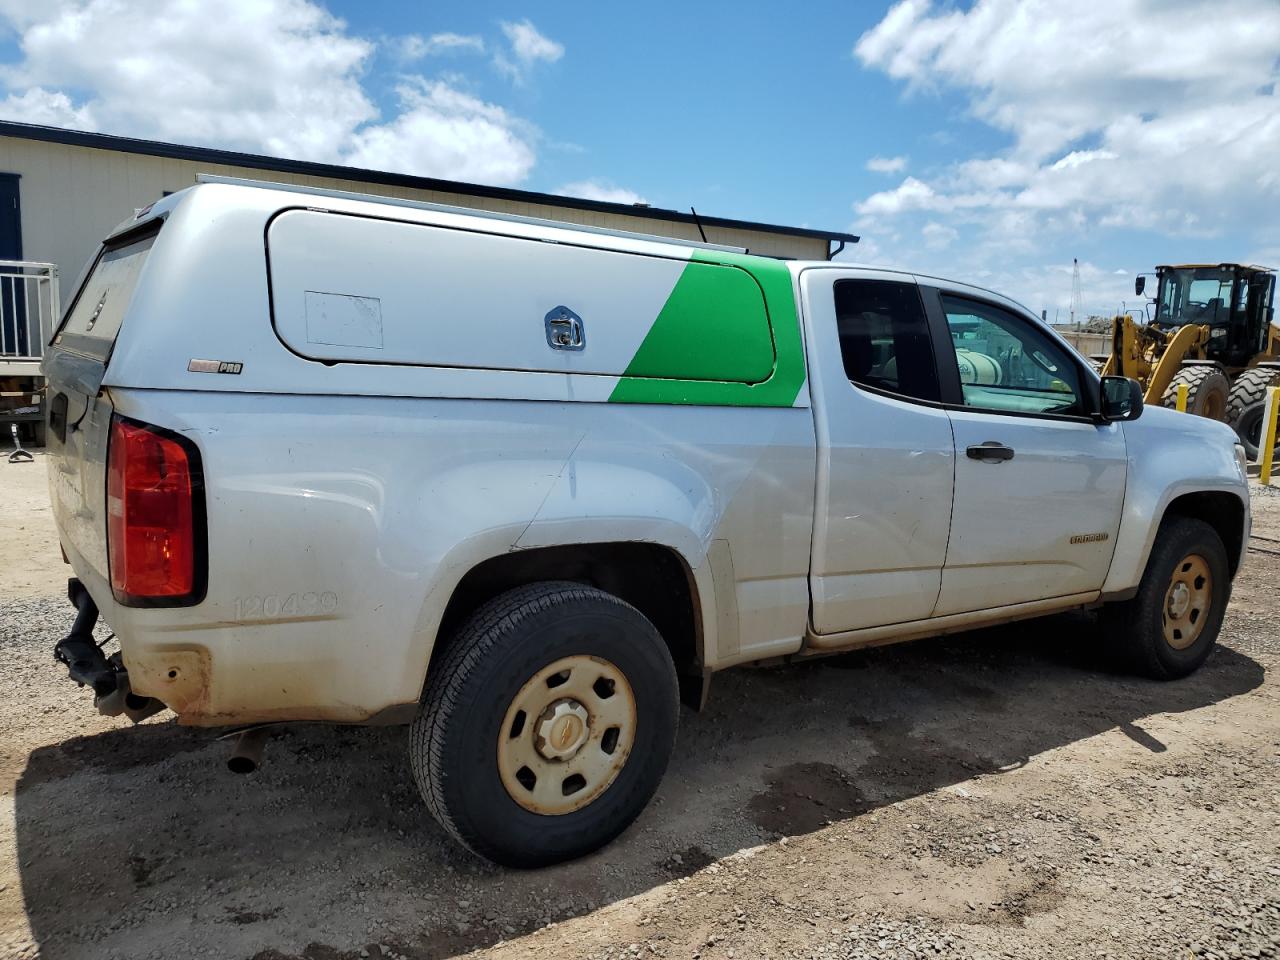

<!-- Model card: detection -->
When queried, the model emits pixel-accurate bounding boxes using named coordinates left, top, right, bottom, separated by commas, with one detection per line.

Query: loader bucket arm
left=1143, top=324, right=1210, bottom=404
left=1106, top=314, right=1157, bottom=381
left=1104, top=316, right=1137, bottom=379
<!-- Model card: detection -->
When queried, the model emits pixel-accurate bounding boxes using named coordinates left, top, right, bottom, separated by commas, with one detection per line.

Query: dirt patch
left=656, top=844, right=715, bottom=877
left=10, top=722, right=214, bottom=790
left=0, top=453, right=65, bottom=598
left=748, top=761, right=870, bottom=834
left=227, top=906, right=284, bottom=925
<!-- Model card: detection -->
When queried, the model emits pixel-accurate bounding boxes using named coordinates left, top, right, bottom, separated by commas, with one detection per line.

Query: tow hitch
left=54, top=578, right=165, bottom=722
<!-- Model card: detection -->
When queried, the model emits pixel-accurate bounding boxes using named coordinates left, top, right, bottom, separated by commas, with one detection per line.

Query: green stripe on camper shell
left=607, top=251, right=806, bottom=407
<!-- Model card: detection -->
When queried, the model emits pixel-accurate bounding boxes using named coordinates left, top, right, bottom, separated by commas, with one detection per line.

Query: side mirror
left=1100, top=375, right=1143, bottom=422
left=1134, top=275, right=1146, bottom=297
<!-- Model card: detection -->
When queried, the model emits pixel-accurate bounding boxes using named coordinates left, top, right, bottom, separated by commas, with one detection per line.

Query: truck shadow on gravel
left=13, top=612, right=1265, bottom=960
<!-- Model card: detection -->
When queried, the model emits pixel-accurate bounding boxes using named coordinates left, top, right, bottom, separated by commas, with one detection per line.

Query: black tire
left=1161, top=365, right=1231, bottom=420
left=1227, top=367, right=1280, bottom=460
left=410, top=581, right=679, bottom=867
left=1233, top=401, right=1270, bottom=461
left=1100, top=517, right=1230, bottom=680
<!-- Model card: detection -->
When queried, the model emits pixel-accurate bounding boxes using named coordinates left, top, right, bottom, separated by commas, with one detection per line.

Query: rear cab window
left=53, top=224, right=161, bottom=362
left=833, top=278, right=941, bottom=403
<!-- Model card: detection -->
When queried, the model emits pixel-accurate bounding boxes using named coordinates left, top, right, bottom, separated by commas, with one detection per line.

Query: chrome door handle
left=966, top=441, right=1015, bottom=462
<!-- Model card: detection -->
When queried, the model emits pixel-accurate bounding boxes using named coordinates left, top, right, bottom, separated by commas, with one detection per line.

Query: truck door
left=801, top=269, right=956, bottom=633
left=926, top=288, right=1127, bottom=615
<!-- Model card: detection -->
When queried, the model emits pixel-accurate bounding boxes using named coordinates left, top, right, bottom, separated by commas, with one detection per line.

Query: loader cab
left=1150, top=263, right=1276, bottom=368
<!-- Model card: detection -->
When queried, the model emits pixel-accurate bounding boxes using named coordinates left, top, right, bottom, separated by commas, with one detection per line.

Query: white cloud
left=921, top=221, right=957, bottom=250
left=495, top=19, right=563, bottom=83
left=396, top=32, right=484, bottom=61
left=851, top=0, right=1280, bottom=315
left=346, top=80, right=535, bottom=185
left=866, top=155, right=908, bottom=174
left=0, top=0, right=540, bottom=186
left=856, top=0, right=1279, bottom=161
left=556, top=180, right=648, bottom=205
left=0, top=87, right=95, bottom=128
left=1, top=0, right=376, bottom=162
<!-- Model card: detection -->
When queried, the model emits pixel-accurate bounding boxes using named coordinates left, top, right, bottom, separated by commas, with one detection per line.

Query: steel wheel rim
left=1162, top=553, right=1213, bottom=650
left=497, top=654, right=637, bottom=815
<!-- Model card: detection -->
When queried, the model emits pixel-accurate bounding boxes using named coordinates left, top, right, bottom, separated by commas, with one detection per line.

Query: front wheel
left=1161, top=365, right=1231, bottom=420
left=410, top=582, right=679, bottom=867
left=1100, top=517, right=1230, bottom=679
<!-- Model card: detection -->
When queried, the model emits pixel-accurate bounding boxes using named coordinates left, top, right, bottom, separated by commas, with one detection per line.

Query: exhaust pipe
left=95, top=669, right=167, bottom=723
left=227, top=727, right=270, bottom=774
left=123, top=692, right=166, bottom=724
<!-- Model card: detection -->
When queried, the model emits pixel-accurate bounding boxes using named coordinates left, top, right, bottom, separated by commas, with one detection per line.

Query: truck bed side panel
left=99, top=388, right=816, bottom=725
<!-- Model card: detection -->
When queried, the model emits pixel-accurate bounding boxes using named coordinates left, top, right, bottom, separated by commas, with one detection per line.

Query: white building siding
left=0, top=135, right=831, bottom=301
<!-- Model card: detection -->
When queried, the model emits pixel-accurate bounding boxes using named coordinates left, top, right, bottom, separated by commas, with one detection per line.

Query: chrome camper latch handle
left=544, top=306, right=586, bottom=352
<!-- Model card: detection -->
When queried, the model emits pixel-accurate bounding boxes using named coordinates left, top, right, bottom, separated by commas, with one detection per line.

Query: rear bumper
left=54, top=569, right=415, bottom=728
left=57, top=517, right=420, bottom=728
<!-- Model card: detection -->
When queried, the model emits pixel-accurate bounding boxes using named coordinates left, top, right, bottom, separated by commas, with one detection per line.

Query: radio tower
left=1070, top=258, right=1083, bottom=329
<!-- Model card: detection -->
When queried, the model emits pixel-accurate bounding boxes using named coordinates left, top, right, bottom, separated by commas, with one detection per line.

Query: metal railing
left=0, top=261, right=60, bottom=362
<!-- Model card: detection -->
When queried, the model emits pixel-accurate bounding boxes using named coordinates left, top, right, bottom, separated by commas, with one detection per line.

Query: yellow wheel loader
left=1102, top=263, right=1278, bottom=457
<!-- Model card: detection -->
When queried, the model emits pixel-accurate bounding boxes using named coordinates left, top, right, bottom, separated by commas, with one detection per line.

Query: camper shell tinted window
left=55, top=225, right=160, bottom=361
left=267, top=210, right=778, bottom=384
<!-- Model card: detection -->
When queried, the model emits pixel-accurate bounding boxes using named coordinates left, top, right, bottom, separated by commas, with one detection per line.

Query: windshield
left=1155, top=267, right=1235, bottom=327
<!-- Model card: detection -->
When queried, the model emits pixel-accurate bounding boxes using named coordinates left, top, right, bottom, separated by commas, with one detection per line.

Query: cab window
left=834, top=279, right=940, bottom=403
left=940, top=294, right=1085, bottom=417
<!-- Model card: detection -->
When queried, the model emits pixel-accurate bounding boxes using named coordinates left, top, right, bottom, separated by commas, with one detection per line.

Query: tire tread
left=1101, top=517, right=1228, bottom=680
left=410, top=581, right=675, bottom=862
left=1160, top=365, right=1230, bottom=416
left=1226, top=366, right=1280, bottom=425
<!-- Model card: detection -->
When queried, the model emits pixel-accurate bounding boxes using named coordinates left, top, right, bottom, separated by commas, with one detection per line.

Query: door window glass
left=834, top=279, right=940, bottom=402
left=941, top=295, right=1084, bottom=416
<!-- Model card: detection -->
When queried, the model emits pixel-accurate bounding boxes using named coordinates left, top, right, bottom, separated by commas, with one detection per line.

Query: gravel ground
left=1, top=454, right=1277, bottom=960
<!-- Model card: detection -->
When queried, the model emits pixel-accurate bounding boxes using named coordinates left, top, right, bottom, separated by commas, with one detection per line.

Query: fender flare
left=400, top=521, right=731, bottom=705
left=1101, top=480, right=1248, bottom=598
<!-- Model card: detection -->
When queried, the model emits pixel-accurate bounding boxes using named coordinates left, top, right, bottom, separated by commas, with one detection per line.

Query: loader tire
left=1227, top=367, right=1280, bottom=460
left=1160, top=365, right=1230, bottom=420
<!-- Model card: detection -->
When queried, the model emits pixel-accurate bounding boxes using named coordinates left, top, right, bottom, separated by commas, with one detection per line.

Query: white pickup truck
left=44, top=179, right=1249, bottom=866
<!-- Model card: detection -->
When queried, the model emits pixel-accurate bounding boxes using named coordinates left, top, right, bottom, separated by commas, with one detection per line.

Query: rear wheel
left=1100, top=517, right=1230, bottom=679
left=1227, top=366, right=1280, bottom=460
left=410, top=582, right=679, bottom=867
left=1161, top=365, right=1231, bottom=419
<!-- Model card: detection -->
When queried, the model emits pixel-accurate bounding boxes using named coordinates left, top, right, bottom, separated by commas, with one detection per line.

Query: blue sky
left=0, top=0, right=1277, bottom=320
left=336, top=1, right=993, bottom=227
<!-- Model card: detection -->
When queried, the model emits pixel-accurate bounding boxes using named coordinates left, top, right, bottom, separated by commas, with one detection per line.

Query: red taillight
left=107, top=416, right=204, bottom=605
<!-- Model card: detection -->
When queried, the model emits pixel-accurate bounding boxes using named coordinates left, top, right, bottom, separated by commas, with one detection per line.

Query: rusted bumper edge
left=52, top=578, right=165, bottom=723
left=52, top=578, right=420, bottom=728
